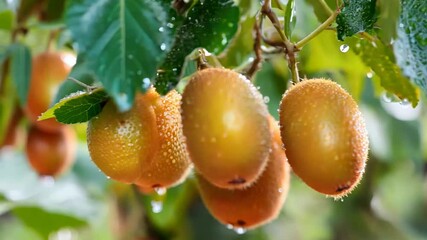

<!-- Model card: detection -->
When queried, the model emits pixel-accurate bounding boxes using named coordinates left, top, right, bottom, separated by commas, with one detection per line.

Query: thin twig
left=245, top=14, right=263, bottom=79
left=68, top=77, right=97, bottom=93
left=261, top=0, right=289, bottom=43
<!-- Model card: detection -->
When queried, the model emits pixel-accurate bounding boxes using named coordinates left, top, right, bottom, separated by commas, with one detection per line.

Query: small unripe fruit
left=87, top=88, right=191, bottom=189
left=25, top=52, right=75, bottom=132
left=26, top=125, right=76, bottom=177
left=182, top=68, right=271, bottom=189
left=197, top=119, right=290, bottom=229
left=279, top=78, right=369, bottom=197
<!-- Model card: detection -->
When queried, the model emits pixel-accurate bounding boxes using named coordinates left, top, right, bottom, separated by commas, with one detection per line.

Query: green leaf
left=393, top=0, right=427, bottom=94
left=349, top=37, right=419, bottom=106
left=154, top=0, right=240, bottom=94
left=284, top=0, right=296, bottom=38
left=8, top=43, right=31, bottom=106
left=302, top=31, right=369, bottom=100
left=336, top=0, right=377, bottom=40
left=13, top=206, right=87, bottom=238
left=66, top=0, right=174, bottom=111
left=0, top=9, right=14, bottom=30
left=376, top=0, right=400, bottom=43
left=39, top=89, right=108, bottom=124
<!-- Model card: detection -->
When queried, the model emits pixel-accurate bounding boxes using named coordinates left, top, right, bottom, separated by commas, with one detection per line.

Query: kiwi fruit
left=181, top=68, right=271, bottom=189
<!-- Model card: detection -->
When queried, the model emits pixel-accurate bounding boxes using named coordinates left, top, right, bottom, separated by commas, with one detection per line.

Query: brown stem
left=245, top=14, right=263, bottom=79
left=196, top=49, right=211, bottom=70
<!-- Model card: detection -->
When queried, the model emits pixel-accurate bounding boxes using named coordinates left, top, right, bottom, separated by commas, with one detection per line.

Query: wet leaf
left=66, top=0, right=174, bottom=111
left=350, top=37, right=419, bottom=106
left=393, top=0, right=427, bottom=94
left=39, top=89, right=108, bottom=124
left=336, top=0, right=377, bottom=40
left=154, top=0, right=239, bottom=94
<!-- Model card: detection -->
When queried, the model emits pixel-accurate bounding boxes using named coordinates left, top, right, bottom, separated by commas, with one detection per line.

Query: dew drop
left=278, top=188, right=283, bottom=193
left=154, top=186, right=167, bottom=196
left=142, top=78, right=151, bottom=89
left=339, top=44, right=349, bottom=53
left=366, top=71, right=373, bottom=78
left=381, top=92, right=394, bottom=103
left=399, top=98, right=410, bottom=107
left=226, top=224, right=233, bottom=230
left=263, top=96, right=270, bottom=103
left=40, top=176, right=55, bottom=187
left=234, top=227, right=247, bottom=235
left=151, top=200, right=163, bottom=213
left=158, top=27, right=165, bottom=32
left=166, top=22, right=174, bottom=28
left=106, top=176, right=111, bottom=179
left=160, top=43, right=167, bottom=51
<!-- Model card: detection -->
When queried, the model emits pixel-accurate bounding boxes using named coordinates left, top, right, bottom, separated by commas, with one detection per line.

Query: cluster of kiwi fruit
left=87, top=64, right=368, bottom=231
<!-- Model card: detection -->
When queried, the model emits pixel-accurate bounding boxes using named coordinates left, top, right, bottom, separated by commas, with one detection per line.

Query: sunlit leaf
left=39, top=89, right=108, bottom=124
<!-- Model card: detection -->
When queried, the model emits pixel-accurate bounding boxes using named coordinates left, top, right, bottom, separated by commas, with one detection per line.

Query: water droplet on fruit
left=234, top=227, right=247, bottom=235
left=263, top=96, right=270, bottom=103
left=154, top=186, right=167, bottom=196
left=151, top=200, right=163, bottom=213
left=142, top=78, right=151, bottom=89
left=226, top=224, right=233, bottom=229
left=339, top=44, right=349, bottom=53
left=106, top=176, right=111, bottom=179
left=40, top=176, right=55, bottom=187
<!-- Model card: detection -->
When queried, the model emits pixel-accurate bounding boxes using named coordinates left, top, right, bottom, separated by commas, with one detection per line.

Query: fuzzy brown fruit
left=26, top=125, right=76, bottom=177
left=87, top=89, right=191, bottom=189
left=181, top=68, right=271, bottom=189
left=25, top=52, right=74, bottom=132
left=279, top=78, right=369, bottom=197
left=197, top=119, right=290, bottom=230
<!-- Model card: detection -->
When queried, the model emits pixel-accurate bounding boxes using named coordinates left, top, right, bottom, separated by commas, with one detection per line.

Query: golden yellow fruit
left=26, top=125, right=76, bottom=177
left=197, top=119, right=290, bottom=230
left=182, top=68, right=271, bottom=189
left=87, top=89, right=191, bottom=188
left=135, top=89, right=192, bottom=190
left=279, top=78, right=369, bottom=197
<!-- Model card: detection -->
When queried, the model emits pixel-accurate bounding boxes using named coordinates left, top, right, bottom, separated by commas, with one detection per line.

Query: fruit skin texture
left=87, top=89, right=191, bottom=188
left=135, top=89, right=192, bottom=189
left=279, top=78, right=369, bottom=197
left=26, top=125, right=76, bottom=177
left=181, top=68, right=271, bottom=189
left=25, top=52, right=74, bottom=132
left=197, top=119, right=290, bottom=229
